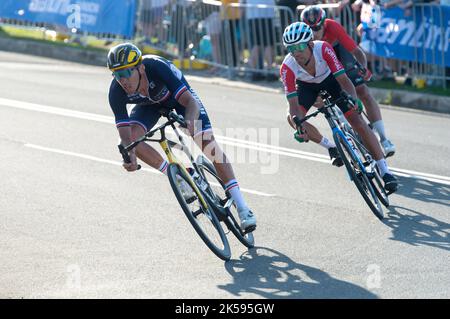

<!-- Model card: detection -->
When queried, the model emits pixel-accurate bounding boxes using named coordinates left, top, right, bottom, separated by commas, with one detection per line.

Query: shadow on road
left=218, top=247, right=378, bottom=299
left=383, top=205, right=450, bottom=251
left=394, top=175, right=450, bottom=207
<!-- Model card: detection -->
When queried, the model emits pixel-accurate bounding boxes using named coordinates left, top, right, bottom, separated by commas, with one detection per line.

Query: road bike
left=118, top=109, right=254, bottom=260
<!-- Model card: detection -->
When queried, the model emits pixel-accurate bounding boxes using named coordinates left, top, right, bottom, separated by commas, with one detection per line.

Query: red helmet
left=300, top=6, right=326, bottom=31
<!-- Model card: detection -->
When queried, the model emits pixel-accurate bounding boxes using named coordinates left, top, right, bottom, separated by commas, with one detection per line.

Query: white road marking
left=24, top=143, right=276, bottom=197
left=2, top=98, right=449, bottom=186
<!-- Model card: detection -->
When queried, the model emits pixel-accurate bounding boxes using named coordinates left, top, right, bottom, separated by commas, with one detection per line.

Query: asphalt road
left=0, top=51, right=449, bottom=299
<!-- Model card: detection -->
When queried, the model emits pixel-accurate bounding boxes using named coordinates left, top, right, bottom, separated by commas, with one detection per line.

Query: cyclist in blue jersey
left=107, top=43, right=256, bottom=232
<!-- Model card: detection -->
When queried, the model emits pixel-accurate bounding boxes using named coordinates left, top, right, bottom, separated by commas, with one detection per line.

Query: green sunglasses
left=112, top=67, right=137, bottom=80
left=287, top=43, right=308, bottom=53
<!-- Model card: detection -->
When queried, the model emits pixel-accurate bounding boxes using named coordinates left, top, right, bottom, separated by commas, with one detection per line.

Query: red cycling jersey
left=321, top=19, right=357, bottom=53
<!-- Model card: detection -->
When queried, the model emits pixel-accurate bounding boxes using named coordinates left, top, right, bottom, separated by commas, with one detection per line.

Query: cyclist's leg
left=184, top=101, right=256, bottom=227
left=290, top=82, right=323, bottom=143
left=348, top=68, right=394, bottom=150
left=129, top=105, right=168, bottom=172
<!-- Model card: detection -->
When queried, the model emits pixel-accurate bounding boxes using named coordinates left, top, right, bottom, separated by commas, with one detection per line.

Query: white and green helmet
left=282, top=22, right=313, bottom=47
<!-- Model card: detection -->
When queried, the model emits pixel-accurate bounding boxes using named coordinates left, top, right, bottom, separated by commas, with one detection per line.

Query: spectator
left=221, top=0, right=241, bottom=67
left=141, top=0, right=169, bottom=45
left=203, top=9, right=223, bottom=72
left=244, top=0, right=277, bottom=81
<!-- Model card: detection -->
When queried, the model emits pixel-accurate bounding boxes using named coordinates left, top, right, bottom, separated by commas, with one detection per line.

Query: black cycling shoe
left=328, top=147, right=344, bottom=167
left=383, top=173, right=398, bottom=193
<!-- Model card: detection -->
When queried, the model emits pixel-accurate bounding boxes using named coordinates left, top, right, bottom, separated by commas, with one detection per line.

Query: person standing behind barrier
left=204, top=10, right=223, bottom=71
left=141, top=0, right=169, bottom=45
left=244, top=0, right=277, bottom=81
left=301, top=5, right=396, bottom=157
left=221, top=0, right=241, bottom=67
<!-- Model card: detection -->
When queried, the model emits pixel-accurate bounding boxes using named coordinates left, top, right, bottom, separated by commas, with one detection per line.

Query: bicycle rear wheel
left=167, top=163, right=231, bottom=260
left=196, top=156, right=255, bottom=248
left=334, top=133, right=385, bottom=220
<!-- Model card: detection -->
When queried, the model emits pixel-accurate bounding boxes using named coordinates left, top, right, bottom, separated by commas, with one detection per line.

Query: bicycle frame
left=297, top=93, right=369, bottom=179
left=122, top=115, right=210, bottom=209
left=324, top=102, right=368, bottom=178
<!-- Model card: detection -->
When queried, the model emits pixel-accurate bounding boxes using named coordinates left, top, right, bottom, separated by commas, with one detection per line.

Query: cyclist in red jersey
left=300, top=5, right=396, bottom=158
left=280, top=22, right=398, bottom=192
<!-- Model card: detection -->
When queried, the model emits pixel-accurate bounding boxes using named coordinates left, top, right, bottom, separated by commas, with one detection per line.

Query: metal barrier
left=137, top=0, right=295, bottom=78
left=411, top=3, right=448, bottom=89
left=224, top=2, right=295, bottom=77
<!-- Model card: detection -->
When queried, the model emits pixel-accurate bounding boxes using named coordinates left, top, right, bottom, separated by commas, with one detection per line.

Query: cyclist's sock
left=224, top=179, right=248, bottom=212
left=319, top=136, right=336, bottom=149
left=376, top=159, right=391, bottom=177
left=158, top=160, right=169, bottom=175
left=372, top=120, right=387, bottom=142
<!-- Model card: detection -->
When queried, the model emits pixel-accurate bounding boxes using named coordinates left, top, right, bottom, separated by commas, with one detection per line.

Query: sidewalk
left=1, top=36, right=449, bottom=114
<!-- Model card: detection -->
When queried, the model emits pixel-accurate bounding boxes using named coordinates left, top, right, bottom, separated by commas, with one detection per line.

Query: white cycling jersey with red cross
left=280, top=40, right=346, bottom=99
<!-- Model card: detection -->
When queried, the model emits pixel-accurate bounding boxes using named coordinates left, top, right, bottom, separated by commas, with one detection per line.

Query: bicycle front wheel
left=167, top=163, right=231, bottom=260
left=196, top=156, right=255, bottom=248
left=334, top=133, right=385, bottom=220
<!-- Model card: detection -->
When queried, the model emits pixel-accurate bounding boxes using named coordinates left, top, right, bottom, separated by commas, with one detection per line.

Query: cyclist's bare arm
left=177, top=90, right=200, bottom=136
left=335, top=73, right=358, bottom=101
left=118, top=126, right=138, bottom=171
left=351, top=46, right=368, bottom=69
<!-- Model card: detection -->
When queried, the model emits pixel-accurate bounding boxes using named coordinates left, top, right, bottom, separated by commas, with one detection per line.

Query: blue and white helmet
left=282, top=22, right=313, bottom=47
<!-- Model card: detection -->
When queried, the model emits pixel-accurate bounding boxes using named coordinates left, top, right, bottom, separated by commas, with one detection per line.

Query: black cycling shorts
left=296, top=73, right=353, bottom=115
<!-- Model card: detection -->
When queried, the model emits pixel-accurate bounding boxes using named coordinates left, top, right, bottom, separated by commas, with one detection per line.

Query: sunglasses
left=311, top=24, right=322, bottom=32
left=112, top=67, right=137, bottom=80
left=287, top=43, right=308, bottom=53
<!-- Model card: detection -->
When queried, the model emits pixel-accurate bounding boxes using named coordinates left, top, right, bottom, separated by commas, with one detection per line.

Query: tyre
left=196, top=156, right=255, bottom=248
left=167, top=163, right=231, bottom=260
left=334, top=133, right=385, bottom=220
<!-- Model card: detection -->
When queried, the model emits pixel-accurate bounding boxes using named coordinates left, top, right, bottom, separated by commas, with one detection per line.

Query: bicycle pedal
left=185, top=195, right=197, bottom=204
left=244, top=225, right=256, bottom=234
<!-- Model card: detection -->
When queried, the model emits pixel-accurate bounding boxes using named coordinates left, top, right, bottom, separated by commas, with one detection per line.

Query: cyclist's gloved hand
left=345, top=93, right=364, bottom=113
left=355, top=98, right=364, bottom=113
left=294, top=131, right=308, bottom=143
left=292, top=116, right=309, bottom=143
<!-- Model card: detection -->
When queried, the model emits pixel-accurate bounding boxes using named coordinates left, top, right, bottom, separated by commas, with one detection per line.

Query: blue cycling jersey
left=108, top=54, right=212, bottom=135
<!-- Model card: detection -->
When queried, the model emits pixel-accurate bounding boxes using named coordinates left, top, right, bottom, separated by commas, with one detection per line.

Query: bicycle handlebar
left=118, top=144, right=142, bottom=170
left=296, top=91, right=355, bottom=126
left=117, top=110, right=187, bottom=169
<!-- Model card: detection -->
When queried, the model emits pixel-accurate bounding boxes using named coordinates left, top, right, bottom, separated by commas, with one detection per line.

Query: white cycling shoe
left=238, top=208, right=257, bottom=232
left=381, top=139, right=396, bottom=158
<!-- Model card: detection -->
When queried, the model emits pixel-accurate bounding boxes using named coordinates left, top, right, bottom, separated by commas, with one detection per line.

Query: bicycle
left=118, top=109, right=255, bottom=261
left=295, top=91, right=390, bottom=220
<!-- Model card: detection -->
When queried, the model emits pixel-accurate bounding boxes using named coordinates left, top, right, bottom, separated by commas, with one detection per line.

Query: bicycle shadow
left=218, top=247, right=378, bottom=299
left=383, top=205, right=450, bottom=252
left=394, top=175, right=450, bottom=207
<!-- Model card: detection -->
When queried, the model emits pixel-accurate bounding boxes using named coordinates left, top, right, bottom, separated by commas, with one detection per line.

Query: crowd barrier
left=1, top=0, right=448, bottom=88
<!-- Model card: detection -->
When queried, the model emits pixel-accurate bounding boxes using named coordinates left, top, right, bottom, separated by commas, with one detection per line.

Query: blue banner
left=360, top=6, right=450, bottom=67
left=0, top=0, right=136, bottom=37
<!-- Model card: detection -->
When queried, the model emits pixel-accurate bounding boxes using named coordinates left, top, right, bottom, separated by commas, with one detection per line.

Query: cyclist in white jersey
left=280, top=22, right=397, bottom=192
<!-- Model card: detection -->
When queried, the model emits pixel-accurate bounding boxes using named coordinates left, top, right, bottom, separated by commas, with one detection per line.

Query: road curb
left=1, top=36, right=449, bottom=114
